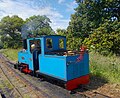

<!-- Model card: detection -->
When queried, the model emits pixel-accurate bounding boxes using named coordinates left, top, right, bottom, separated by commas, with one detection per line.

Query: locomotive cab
left=17, top=35, right=90, bottom=90
left=18, top=38, right=41, bottom=73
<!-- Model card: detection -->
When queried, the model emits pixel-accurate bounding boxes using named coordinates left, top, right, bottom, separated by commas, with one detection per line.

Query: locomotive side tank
left=17, top=35, right=89, bottom=90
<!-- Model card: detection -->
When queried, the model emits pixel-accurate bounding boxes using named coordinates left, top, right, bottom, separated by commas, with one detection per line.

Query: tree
left=57, top=28, right=67, bottom=36
left=66, top=0, right=120, bottom=53
left=67, top=0, right=120, bottom=39
left=83, top=20, right=120, bottom=55
left=0, top=15, right=24, bottom=48
left=22, top=15, right=54, bottom=39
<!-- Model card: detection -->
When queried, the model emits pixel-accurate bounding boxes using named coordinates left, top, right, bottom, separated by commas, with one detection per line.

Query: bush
left=0, top=41, right=3, bottom=49
left=83, top=20, right=120, bottom=56
left=67, top=36, right=82, bottom=50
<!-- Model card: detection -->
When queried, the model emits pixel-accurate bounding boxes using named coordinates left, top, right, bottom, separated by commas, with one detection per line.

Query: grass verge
left=0, top=48, right=21, bottom=62
left=90, top=52, right=120, bottom=83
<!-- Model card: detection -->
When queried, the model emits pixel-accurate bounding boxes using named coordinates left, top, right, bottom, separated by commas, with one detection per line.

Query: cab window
left=30, top=40, right=41, bottom=52
left=59, top=39, right=64, bottom=49
left=46, top=38, right=53, bottom=49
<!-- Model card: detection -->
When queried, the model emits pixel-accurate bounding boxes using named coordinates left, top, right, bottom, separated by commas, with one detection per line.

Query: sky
left=0, top=0, right=77, bottom=31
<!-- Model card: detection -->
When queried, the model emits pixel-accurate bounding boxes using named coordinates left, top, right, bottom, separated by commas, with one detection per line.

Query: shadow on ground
left=75, top=74, right=108, bottom=92
left=38, top=74, right=108, bottom=93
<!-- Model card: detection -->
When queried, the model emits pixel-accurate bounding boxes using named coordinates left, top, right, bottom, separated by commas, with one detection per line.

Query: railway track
left=0, top=54, right=51, bottom=98
left=0, top=62, right=23, bottom=98
left=0, top=54, right=113, bottom=98
left=74, top=87, right=112, bottom=98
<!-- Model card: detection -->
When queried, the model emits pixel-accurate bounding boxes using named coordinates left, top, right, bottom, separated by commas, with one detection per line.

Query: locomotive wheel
left=36, top=73, right=44, bottom=81
left=14, top=63, right=20, bottom=69
left=19, top=67, right=23, bottom=73
left=69, top=90, right=76, bottom=94
left=64, top=83, right=68, bottom=89
left=30, top=72, right=34, bottom=76
left=14, top=64, right=17, bottom=69
left=36, top=73, right=39, bottom=78
left=39, top=78, right=44, bottom=81
left=30, top=71, right=36, bottom=76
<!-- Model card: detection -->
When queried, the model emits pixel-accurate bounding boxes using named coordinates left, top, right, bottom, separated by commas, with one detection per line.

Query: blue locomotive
left=15, top=35, right=89, bottom=90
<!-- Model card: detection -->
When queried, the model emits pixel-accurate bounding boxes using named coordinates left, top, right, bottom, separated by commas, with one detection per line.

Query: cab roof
left=27, top=35, right=66, bottom=40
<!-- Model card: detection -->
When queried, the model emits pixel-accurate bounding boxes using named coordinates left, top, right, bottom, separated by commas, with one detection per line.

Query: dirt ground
left=0, top=54, right=120, bottom=98
left=86, top=75, right=120, bottom=98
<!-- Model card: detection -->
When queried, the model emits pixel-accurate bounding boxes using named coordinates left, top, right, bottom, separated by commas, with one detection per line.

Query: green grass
left=0, top=48, right=21, bottom=62
left=0, top=49, right=120, bottom=83
left=90, top=52, right=120, bottom=83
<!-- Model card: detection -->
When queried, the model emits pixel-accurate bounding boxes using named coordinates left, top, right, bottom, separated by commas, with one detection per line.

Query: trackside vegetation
left=90, top=52, right=120, bottom=83
left=0, top=49, right=21, bottom=62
